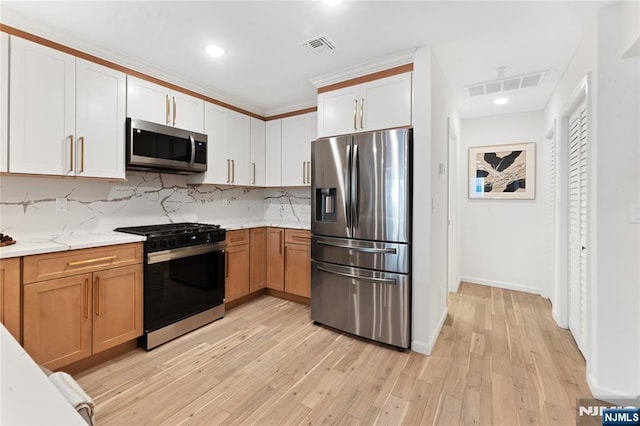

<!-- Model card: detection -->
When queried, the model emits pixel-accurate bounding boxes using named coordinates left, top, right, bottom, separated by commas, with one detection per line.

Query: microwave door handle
left=189, top=135, right=195, bottom=167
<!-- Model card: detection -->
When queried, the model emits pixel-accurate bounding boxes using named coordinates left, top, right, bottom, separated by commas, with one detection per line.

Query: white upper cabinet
left=265, top=119, right=282, bottom=187
left=228, top=110, right=251, bottom=185
left=1, top=33, right=8, bottom=173
left=281, top=112, right=316, bottom=187
left=188, top=102, right=252, bottom=186
left=75, top=59, right=126, bottom=179
left=250, top=118, right=266, bottom=186
left=126, top=76, right=204, bottom=133
left=9, top=37, right=126, bottom=179
left=317, top=72, right=412, bottom=137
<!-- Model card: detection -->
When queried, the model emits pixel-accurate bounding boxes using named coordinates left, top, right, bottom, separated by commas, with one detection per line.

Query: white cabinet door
left=9, top=37, right=75, bottom=175
left=126, top=76, right=169, bottom=126
left=360, top=72, right=412, bottom=132
left=265, top=119, right=282, bottom=187
left=281, top=112, right=315, bottom=187
left=75, top=59, right=126, bottom=179
left=250, top=118, right=266, bottom=186
left=317, top=85, right=359, bottom=138
left=316, top=72, right=412, bottom=138
left=171, top=91, right=204, bottom=133
left=228, top=111, right=251, bottom=185
left=190, top=102, right=229, bottom=185
left=127, top=76, right=204, bottom=133
left=1, top=33, right=8, bottom=173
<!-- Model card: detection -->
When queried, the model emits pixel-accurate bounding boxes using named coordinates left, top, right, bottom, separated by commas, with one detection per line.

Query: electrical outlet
left=55, top=198, right=67, bottom=212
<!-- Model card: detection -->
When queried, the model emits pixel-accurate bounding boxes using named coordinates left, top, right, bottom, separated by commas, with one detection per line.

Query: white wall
left=460, top=111, right=547, bottom=295
left=543, top=2, right=640, bottom=400
left=411, top=46, right=461, bottom=355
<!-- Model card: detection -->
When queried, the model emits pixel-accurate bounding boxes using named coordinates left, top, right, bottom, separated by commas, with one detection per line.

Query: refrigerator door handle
left=317, top=240, right=397, bottom=254
left=346, top=143, right=352, bottom=230
left=317, top=266, right=396, bottom=285
left=351, top=143, right=359, bottom=230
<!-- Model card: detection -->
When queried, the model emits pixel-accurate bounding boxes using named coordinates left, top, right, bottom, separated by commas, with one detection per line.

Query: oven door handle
left=147, top=242, right=227, bottom=264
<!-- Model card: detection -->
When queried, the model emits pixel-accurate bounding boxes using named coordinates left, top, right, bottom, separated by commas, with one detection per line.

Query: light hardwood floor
left=75, top=283, right=591, bottom=425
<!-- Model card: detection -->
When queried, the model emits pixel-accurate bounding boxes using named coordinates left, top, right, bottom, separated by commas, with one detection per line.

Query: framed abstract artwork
left=468, top=142, right=536, bottom=199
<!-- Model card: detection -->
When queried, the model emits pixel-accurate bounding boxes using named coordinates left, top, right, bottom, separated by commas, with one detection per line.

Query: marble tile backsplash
left=0, top=173, right=311, bottom=236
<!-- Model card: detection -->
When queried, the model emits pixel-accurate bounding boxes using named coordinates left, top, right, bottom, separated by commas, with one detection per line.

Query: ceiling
left=0, top=1, right=613, bottom=118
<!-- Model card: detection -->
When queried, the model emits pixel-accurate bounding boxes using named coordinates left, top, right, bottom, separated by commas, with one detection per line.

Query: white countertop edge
left=0, top=232, right=146, bottom=259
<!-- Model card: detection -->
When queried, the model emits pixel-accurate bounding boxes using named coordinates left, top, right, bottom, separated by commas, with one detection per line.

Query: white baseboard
left=587, top=373, right=640, bottom=403
left=460, top=276, right=541, bottom=296
left=411, top=308, right=448, bottom=356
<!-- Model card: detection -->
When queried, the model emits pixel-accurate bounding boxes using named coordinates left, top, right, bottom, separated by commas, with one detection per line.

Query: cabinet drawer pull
left=67, top=256, right=116, bottom=267
left=231, top=159, right=235, bottom=183
left=227, top=159, right=231, bottom=183
left=353, top=99, right=358, bottom=130
left=360, top=98, right=365, bottom=130
left=302, top=162, right=307, bottom=184
left=84, top=278, right=89, bottom=319
left=252, top=162, right=256, bottom=185
left=78, top=136, right=85, bottom=173
left=95, top=277, right=101, bottom=316
left=173, top=96, right=177, bottom=126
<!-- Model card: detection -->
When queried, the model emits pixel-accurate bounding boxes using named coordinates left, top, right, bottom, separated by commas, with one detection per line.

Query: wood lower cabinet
left=266, top=228, right=285, bottom=291
left=225, top=230, right=250, bottom=302
left=0, top=257, right=22, bottom=341
left=22, top=243, right=143, bottom=370
left=249, top=228, right=267, bottom=293
left=284, top=229, right=311, bottom=298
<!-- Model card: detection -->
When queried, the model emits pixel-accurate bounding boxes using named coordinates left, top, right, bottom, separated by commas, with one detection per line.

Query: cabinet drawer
left=285, top=229, right=311, bottom=245
left=226, top=229, right=250, bottom=247
left=23, top=243, right=143, bottom=284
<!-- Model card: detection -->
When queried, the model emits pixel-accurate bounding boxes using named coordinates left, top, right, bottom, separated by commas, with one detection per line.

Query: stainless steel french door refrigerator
left=310, top=127, right=412, bottom=349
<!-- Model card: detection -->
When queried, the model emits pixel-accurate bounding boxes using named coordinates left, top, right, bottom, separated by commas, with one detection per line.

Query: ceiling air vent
left=302, top=34, right=336, bottom=54
left=465, top=70, right=547, bottom=98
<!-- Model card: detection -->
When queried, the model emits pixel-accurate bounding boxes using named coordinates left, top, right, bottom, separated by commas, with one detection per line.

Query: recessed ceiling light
left=494, top=97, right=509, bottom=105
left=323, top=0, right=343, bottom=5
left=205, top=44, right=225, bottom=58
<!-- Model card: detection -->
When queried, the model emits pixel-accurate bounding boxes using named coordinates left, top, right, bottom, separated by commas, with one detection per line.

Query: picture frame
left=468, top=142, right=536, bottom=199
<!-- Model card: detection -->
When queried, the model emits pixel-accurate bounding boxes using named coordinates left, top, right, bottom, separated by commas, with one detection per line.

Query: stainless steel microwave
left=126, top=118, right=207, bottom=174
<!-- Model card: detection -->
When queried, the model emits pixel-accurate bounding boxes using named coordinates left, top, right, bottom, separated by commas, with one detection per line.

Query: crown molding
left=310, top=48, right=416, bottom=89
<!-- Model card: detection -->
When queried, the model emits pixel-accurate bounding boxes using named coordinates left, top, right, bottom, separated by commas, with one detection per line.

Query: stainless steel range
left=114, top=222, right=226, bottom=350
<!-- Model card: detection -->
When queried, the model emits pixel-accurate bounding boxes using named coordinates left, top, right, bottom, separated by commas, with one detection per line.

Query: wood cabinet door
left=9, top=36, right=75, bottom=175
left=23, top=274, right=93, bottom=370
left=249, top=228, right=267, bottom=292
left=92, top=264, right=143, bottom=354
left=75, top=58, right=126, bottom=179
left=225, top=244, right=250, bottom=302
left=284, top=243, right=311, bottom=298
left=266, top=228, right=285, bottom=291
left=0, top=257, right=21, bottom=341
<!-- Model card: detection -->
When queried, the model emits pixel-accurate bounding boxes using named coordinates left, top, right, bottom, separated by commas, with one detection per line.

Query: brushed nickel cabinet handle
left=353, top=99, right=358, bottom=130
left=360, top=98, right=365, bottom=130
left=252, top=162, right=256, bottom=185
left=173, top=96, right=177, bottom=126
left=166, top=94, right=171, bottom=125
left=95, top=276, right=101, bottom=316
left=67, top=256, right=116, bottom=267
left=231, top=160, right=235, bottom=183
left=84, top=278, right=89, bottom=319
left=302, top=162, right=306, bottom=184
left=227, top=159, right=231, bottom=183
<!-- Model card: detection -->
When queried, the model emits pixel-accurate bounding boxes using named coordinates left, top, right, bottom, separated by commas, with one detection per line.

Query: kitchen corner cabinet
left=225, top=230, right=250, bottom=302
left=188, top=103, right=251, bottom=186
left=8, top=36, right=126, bottom=179
left=284, top=229, right=311, bottom=298
left=281, top=112, right=317, bottom=187
left=266, top=228, right=285, bottom=291
left=250, top=118, right=266, bottom=186
left=126, top=76, right=204, bottom=133
left=265, top=119, right=283, bottom=187
left=317, top=72, right=412, bottom=138
left=0, top=257, right=21, bottom=341
left=249, top=228, right=267, bottom=292
left=22, top=243, right=143, bottom=370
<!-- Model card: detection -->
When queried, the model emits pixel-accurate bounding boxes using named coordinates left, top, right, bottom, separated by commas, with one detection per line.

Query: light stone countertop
left=0, top=221, right=309, bottom=259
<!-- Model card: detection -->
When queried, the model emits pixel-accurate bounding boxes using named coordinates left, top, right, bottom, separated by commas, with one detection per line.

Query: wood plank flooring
left=75, top=283, right=592, bottom=425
